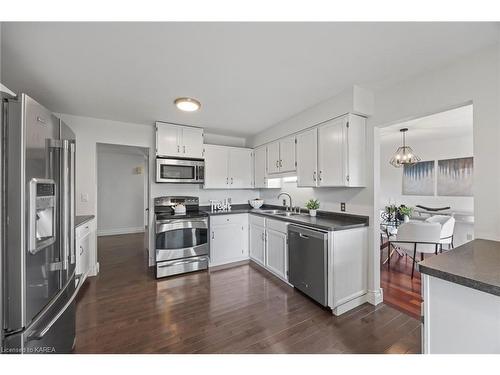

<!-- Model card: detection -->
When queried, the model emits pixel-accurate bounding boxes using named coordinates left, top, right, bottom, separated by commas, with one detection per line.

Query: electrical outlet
left=282, top=199, right=286, bottom=206
left=340, top=202, right=346, bottom=212
left=81, top=193, right=89, bottom=203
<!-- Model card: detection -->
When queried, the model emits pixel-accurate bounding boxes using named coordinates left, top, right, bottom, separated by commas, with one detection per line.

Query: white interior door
left=318, top=117, right=346, bottom=186
left=204, top=145, right=228, bottom=189
left=249, top=224, right=266, bottom=265
left=156, top=123, right=181, bottom=157
left=266, top=141, right=280, bottom=174
left=181, top=127, right=203, bottom=158
left=296, top=128, right=318, bottom=187
left=265, top=229, right=287, bottom=279
left=279, top=136, right=296, bottom=172
left=228, top=148, right=253, bottom=188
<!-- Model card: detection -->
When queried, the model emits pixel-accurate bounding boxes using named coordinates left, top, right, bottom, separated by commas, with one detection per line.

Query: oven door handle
left=156, top=220, right=208, bottom=232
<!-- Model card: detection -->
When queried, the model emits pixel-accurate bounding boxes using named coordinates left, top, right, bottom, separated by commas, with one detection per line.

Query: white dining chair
left=389, top=221, right=442, bottom=279
left=425, top=215, right=455, bottom=250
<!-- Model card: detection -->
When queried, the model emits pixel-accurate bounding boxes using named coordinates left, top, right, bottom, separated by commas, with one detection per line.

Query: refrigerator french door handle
left=27, top=271, right=85, bottom=341
left=61, top=140, right=69, bottom=271
left=69, top=142, right=76, bottom=265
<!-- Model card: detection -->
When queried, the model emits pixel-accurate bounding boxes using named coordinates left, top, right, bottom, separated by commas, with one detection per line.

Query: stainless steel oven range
left=154, top=196, right=208, bottom=278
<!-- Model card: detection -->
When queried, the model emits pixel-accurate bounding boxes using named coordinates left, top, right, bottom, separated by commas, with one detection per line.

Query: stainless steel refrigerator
left=1, top=93, right=82, bottom=353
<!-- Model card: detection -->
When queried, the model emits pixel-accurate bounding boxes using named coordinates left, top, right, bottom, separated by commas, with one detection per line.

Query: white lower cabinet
left=265, top=228, right=287, bottom=280
left=209, top=214, right=249, bottom=267
left=249, top=215, right=288, bottom=282
left=249, top=221, right=266, bottom=266
left=76, top=218, right=96, bottom=282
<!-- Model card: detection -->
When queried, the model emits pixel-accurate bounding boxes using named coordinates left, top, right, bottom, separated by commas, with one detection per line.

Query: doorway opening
left=96, top=143, right=150, bottom=272
left=377, top=104, right=474, bottom=318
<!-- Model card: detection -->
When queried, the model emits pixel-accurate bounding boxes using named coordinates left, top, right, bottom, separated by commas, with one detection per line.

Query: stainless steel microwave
left=156, top=158, right=205, bottom=183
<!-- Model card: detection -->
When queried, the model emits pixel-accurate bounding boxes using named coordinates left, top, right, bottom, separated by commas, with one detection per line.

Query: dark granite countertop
left=75, top=215, right=95, bottom=227
left=200, top=204, right=369, bottom=231
left=419, top=239, right=500, bottom=297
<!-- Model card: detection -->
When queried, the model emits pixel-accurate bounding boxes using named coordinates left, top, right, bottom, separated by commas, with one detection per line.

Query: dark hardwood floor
left=380, top=247, right=423, bottom=320
left=75, top=233, right=421, bottom=354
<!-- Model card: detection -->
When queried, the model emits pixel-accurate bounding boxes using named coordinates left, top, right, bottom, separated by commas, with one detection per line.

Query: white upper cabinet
left=156, top=122, right=203, bottom=159
left=317, top=114, right=366, bottom=187
left=204, top=144, right=253, bottom=189
left=228, top=148, right=253, bottom=188
left=204, top=145, right=229, bottom=189
left=266, top=141, right=280, bottom=174
left=254, top=146, right=267, bottom=188
left=181, top=126, right=204, bottom=158
left=296, top=128, right=318, bottom=187
left=266, top=136, right=296, bottom=175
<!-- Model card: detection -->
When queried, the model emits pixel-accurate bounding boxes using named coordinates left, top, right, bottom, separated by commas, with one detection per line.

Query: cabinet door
left=76, top=233, right=90, bottom=277
left=296, top=128, right=318, bottom=187
left=318, top=117, right=347, bottom=186
left=279, top=136, right=296, bottom=173
left=345, top=114, right=367, bottom=187
left=181, top=127, right=204, bottom=159
left=204, top=145, right=229, bottom=189
left=265, top=229, right=287, bottom=280
left=156, top=122, right=181, bottom=157
left=210, top=217, right=247, bottom=266
left=249, top=224, right=266, bottom=266
left=266, top=141, right=280, bottom=174
left=228, top=148, right=253, bottom=188
left=254, top=146, right=267, bottom=188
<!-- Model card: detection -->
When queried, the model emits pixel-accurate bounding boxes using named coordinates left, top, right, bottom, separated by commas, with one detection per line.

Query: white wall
left=380, top=134, right=474, bottom=213
left=56, top=113, right=258, bottom=266
left=97, top=144, right=148, bottom=236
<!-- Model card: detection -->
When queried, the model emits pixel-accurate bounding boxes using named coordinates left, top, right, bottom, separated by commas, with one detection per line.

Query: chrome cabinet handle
left=319, top=171, right=323, bottom=181
left=279, top=160, right=283, bottom=167
left=226, top=177, right=229, bottom=185
left=276, top=160, right=279, bottom=168
left=36, top=116, right=47, bottom=124
left=80, top=245, right=83, bottom=255
left=313, top=171, right=316, bottom=182
left=230, top=177, right=233, bottom=185
left=212, top=231, right=215, bottom=240
left=183, top=145, right=186, bottom=153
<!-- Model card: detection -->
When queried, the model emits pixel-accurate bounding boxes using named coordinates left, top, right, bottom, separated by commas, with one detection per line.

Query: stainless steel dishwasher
left=288, top=225, right=328, bottom=306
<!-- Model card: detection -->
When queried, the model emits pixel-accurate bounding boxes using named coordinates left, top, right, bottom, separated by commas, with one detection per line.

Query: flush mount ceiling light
left=389, top=128, right=421, bottom=168
left=174, top=97, right=201, bottom=112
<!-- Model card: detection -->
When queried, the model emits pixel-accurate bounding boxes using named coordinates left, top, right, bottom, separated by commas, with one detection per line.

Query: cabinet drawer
left=250, top=214, right=266, bottom=227
left=266, top=218, right=289, bottom=233
left=210, top=213, right=247, bottom=226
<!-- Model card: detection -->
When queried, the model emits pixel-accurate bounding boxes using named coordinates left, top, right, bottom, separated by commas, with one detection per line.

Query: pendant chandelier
left=389, top=128, right=421, bottom=167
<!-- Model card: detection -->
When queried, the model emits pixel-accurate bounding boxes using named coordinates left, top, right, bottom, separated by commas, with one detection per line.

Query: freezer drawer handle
left=27, top=273, right=86, bottom=341
left=157, top=258, right=206, bottom=268
left=299, top=233, right=309, bottom=239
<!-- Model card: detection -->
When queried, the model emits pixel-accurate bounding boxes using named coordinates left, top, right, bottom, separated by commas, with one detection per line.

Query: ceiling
left=1, top=22, right=498, bottom=137
left=380, top=104, right=473, bottom=143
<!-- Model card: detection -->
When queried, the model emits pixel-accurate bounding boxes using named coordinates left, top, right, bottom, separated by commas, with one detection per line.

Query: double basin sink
left=257, top=209, right=303, bottom=217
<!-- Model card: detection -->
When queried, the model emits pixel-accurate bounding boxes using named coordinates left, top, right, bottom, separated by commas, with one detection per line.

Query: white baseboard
left=97, top=227, right=145, bottom=236
left=367, top=287, right=384, bottom=306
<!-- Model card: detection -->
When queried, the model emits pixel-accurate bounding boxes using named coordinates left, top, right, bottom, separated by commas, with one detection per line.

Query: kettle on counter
left=174, top=203, right=186, bottom=215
